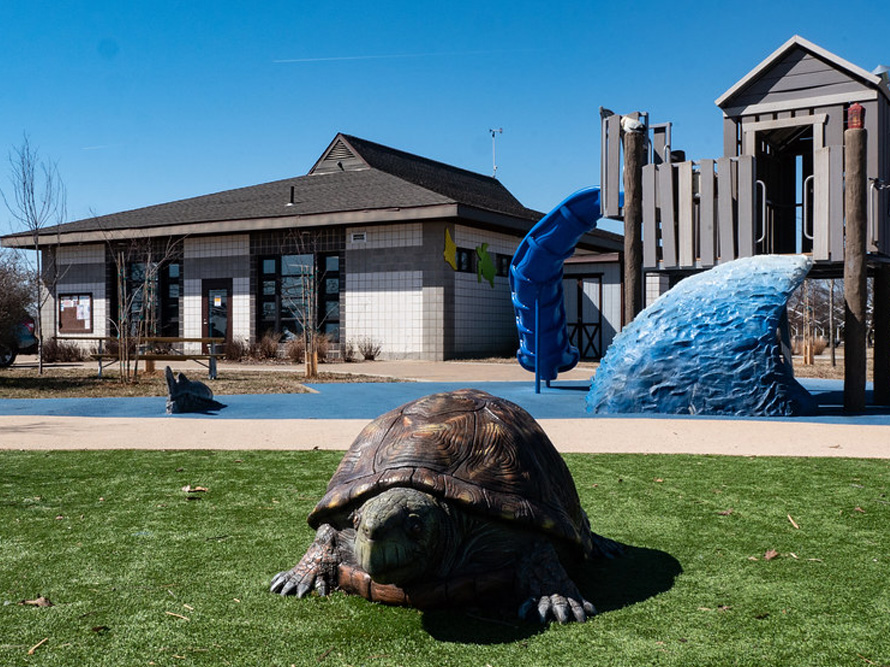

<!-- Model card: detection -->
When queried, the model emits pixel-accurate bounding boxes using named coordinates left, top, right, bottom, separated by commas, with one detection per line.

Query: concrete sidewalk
left=1, top=358, right=888, bottom=458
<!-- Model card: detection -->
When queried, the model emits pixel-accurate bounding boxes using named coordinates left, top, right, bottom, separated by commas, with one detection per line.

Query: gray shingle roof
left=9, top=133, right=542, bottom=238
left=336, top=134, right=539, bottom=220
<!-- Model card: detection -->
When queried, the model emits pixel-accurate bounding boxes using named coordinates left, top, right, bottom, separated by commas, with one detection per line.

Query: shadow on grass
left=579, top=543, right=682, bottom=614
left=422, top=544, right=681, bottom=644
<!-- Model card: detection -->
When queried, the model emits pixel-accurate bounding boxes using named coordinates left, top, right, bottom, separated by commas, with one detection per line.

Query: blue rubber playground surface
left=1, top=378, right=889, bottom=426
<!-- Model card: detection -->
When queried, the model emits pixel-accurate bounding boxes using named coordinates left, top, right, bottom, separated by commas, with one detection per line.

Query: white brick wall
left=232, top=277, right=250, bottom=342
left=345, top=271, right=424, bottom=358
left=646, top=272, right=670, bottom=307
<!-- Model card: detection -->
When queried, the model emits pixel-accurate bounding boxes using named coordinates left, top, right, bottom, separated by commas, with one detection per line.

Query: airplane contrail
left=273, top=49, right=535, bottom=64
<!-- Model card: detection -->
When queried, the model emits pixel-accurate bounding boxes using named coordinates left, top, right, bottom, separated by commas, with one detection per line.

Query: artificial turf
left=1, top=450, right=888, bottom=666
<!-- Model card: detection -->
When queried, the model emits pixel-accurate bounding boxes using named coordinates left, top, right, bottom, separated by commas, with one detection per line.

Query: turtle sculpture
left=270, top=388, right=621, bottom=623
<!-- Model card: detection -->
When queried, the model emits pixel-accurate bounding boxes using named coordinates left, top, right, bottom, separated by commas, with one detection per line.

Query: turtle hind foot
left=270, top=524, right=341, bottom=598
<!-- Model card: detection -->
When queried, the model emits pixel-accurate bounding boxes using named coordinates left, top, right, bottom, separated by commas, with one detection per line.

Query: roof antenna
left=489, top=128, right=503, bottom=177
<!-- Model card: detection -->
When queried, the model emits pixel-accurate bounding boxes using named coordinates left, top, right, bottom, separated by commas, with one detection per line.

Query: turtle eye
left=406, top=514, right=423, bottom=536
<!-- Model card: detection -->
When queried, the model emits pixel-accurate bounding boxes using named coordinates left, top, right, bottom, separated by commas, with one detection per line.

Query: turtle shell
left=310, top=388, right=595, bottom=557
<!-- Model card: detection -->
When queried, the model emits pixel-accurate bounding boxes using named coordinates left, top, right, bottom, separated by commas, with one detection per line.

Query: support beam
left=623, top=129, right=645, bottom=324
left=844, top=118, right=868, bottom=414
left=874, top=264, right=890, bottom=406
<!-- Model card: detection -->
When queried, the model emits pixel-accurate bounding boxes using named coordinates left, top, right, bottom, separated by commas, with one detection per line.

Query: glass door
left=202, top=279, right=231, bottom=351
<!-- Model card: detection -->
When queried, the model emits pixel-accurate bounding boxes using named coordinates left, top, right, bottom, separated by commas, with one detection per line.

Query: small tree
left=2, top=135, right=67, bottom=375
left=277, top=230, right=337, bottom=378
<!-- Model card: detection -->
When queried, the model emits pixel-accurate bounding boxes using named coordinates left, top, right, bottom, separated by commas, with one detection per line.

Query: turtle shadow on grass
left=577, top=543, right=682, bottom=614
left=422, top=544, right=681, bottom=644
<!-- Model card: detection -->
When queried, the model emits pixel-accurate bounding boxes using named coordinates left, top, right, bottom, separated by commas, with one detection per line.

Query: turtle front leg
left=516, top=540, right=595, bottom=624
left=271, top=524, right=345, bottom=597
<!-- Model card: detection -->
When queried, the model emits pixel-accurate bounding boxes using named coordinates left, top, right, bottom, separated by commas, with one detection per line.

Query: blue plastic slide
left=509, top=187, right=602, bottom=383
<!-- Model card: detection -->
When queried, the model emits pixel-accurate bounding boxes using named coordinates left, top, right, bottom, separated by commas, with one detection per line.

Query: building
left=1, top=133, right=623, bottom=360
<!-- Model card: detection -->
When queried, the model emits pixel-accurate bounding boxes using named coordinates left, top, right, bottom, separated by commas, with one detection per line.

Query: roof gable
left=309, top=136, right=369, bottom=174
left=315, top=133, right=537, bottom=219
left=716, top=35, right=888, bottom=112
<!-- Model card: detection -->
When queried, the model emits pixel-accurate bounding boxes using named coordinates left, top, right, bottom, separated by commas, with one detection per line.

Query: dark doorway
left=563, top=275, right=603, bottom=360
left=755, top=124, right=814, bottom=255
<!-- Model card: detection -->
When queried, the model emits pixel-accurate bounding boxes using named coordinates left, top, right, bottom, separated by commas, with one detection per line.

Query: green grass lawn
left=1, top=450, right=888, bottom=666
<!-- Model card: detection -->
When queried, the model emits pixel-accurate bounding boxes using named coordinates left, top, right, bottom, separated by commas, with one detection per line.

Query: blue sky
left=2, top=0, right=889, bottom=236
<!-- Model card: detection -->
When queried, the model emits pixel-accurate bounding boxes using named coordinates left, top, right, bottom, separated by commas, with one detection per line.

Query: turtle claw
left=270, top=524, right=341, bottom=598
left=519, top=594, right=596, bottom=624
left=269, top=570, right=303, bottom=597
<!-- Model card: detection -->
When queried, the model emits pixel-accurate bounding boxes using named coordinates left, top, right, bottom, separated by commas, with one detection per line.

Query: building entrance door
left=202, top=279, right=232, bottom=351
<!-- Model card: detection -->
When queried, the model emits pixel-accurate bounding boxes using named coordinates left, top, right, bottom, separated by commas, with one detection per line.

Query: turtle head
left=352, top=487, right=453, bottom=586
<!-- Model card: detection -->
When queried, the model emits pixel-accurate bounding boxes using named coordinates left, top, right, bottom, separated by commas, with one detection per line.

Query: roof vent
left=310, top=138, right=365, bottom=175
left=328, top=140, right=355, bottom=161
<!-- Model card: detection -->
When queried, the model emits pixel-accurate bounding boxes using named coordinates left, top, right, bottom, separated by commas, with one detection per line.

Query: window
left=496, top=254, right=511, bottom=277
left=109, top=259, right=181, bottom=337
left=256, top=252, right=341, bottom=342
left=160, top=262, right=182, bottom=336
left=456, top=248, right=475, bottom=273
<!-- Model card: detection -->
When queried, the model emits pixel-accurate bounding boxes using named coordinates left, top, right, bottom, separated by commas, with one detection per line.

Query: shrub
left=284, top=336, right=305, bottom=363
left=224, top=338, right=247, bottom=362
left=102, top=338, right=136, bottom=357
left=43, top=338, right=86, bottom=363
left=251, top=331, right=281, bottom=360
left=357, top=337, right=382, bottom=361
left=791, top=335, right=828, bottom=357
left=343, top=340, right=357, bottom=362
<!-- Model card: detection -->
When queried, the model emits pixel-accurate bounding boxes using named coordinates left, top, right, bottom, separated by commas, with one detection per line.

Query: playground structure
left=509, top=188, right=603, bottom=390
left=511, top=35, right=890, bottom=408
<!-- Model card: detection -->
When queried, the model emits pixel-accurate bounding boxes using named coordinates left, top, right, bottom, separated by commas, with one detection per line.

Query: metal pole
left=534, top=294, right=541, bottom=394
left=829, top=279, right=836, bottom=367
left=489, top=128, right=502, bottom=178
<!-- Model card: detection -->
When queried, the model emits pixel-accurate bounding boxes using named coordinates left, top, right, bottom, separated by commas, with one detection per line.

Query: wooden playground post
left=844, top=104, right=868, bottom=413
left=623, top=126, right=645, bottom=323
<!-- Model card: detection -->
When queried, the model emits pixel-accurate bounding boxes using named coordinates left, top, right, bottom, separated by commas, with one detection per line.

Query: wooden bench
left=82, top=336, right=225, bottom=379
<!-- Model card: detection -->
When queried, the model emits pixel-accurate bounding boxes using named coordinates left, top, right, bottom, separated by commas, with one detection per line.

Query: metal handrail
left=868, top=179, right=887, bottom=248
left=755, top=180, right=768, bottom=244
left=802, top=174, right=815, bottom=241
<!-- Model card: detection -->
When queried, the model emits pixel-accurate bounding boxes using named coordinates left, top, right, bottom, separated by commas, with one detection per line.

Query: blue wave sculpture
left=587, top=255, right=816, bottom=417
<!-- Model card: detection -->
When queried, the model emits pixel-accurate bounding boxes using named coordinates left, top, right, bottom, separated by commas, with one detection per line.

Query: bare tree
left=106, top=235, right=183, bottom=382
left=2, top=135, right=67, bottom=374
left=277, top=229, right=336, bottom=378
